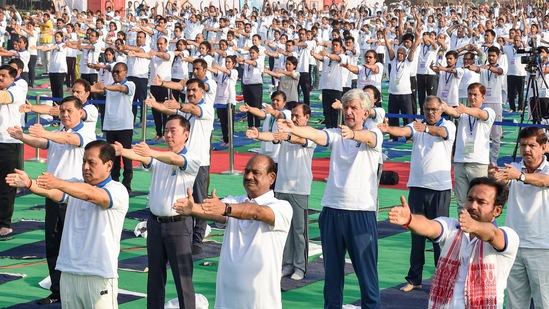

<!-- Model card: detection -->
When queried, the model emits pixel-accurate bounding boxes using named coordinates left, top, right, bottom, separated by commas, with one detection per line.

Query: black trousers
left=96, top=93, right=106, bottom=131
left=242, top=84, right=262, bottom=128
left=128, top=76, right=148, bottom=123
left=45, top=198, right=67, bottom=299
left=298, top=71, right=312, bottom=105
left=106, top=130, right=133, bottom=191
left=150, top=85, right=169, bottom=137
left=217, top=106, right=233, bottom=143
left=28, top=55, right=37, bottom=87
left=65, top=57, right=76, bottom=88
left=388, top=93, right=413, bottom=140
left=192, top=166, right=210, bottom=246
left=171, top=78, right=184, bottom=103
left=416, top=74, right=437, bottom=114
left=0, top=143, right=22, bottom=229
left=322, top=89, right=342, bottom=129
left=147, top=215, right=195, bottom=309
left=405, top=187, right=450, bottom=286
left=49, top=73, right=66, bottom=99
left=508, top=75, right=525, bottom=111
left=410, top=75, right=418, bottom=115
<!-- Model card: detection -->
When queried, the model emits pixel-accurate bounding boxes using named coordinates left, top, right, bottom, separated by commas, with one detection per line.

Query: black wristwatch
left=223, top=203, right=232, bottom=216
left=518, top=172, right=526, bottom=182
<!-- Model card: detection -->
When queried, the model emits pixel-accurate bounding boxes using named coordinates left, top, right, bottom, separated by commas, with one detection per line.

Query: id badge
left=465, top=139, right=475, bottom=154
left=420, top=61, right=426, bottom=69
left=243, top=78, right=251, bottom=84
left=394, top=78, right=400, bottom=85
left=441, top=90, right=449, bottom=100
left=486, top=87, right=492, bottom=97
left=510, top=59, right=515, bottom=65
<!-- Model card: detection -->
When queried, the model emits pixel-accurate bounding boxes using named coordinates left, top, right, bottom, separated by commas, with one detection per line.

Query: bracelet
left=402, top=214, right=413, bottom=230
left=26, top=178, right=32, bottom=189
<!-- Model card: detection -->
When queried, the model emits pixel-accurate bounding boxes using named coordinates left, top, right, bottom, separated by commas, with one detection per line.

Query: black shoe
left=37, top=296, right=60, bottom=305
left=192, top=244, right=203, bottom=255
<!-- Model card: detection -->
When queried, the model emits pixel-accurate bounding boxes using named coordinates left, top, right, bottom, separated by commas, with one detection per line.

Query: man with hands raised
left=113, top=114, right=200, bottom=309
left=5, top=141, right=129, bottom=308
left=388, top=177, right=518, bottom=308
left=378, top=95, right=455, bottom=292
left=489, top=127, right=549, bottom=308
left=278, top=88, right=382, bottom=308
left=173, top=154, right=292, bottom=309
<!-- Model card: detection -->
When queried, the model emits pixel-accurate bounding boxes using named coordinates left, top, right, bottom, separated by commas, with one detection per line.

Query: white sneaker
left=290, top=269, right=304, bottom=280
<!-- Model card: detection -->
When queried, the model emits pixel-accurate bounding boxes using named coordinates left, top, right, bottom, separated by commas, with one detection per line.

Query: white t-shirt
left=388, top=57, right=413, bottom=95
left=56, top=177, right=129, bottom=278
left=357, top=62, right=383, bottom=93
left=480, top=65, right=506, bottom=104
left=0, top=85, right=25, bottom=143
left=215, top=191, right=292, bottom=309
left=458, top=68, right=480, bottom=99
left=127, top=45, right=151, bottom=78
left=103, top=79, right=136, bottom=131
left=406, top=118, right=455, bottom=190
left=149, top=50, right=175, bottom=85
left=274, top=138, right=316, bottom=195
left=214, top=69, right=237, bottom=105
left=49, top=43, right=67, bottom=73
left=144, top=147, right=201, bottom=216
left=177, top=101, right=214, bottom=166
left=437, top=68, right=464, bottom=106
left=318, top=54, right=347, bottom=91
left=79, top=42, right=101, bottom=74
left=506, top=158, right=549, bottom=249
left=46, top=121, right=96, bottom=180
left=453, top=107, right=495, bottom=164
left=260, top=110, right=292, bottom=163
left=321, top=128, right=383, bottom=211
left=434, top=217, right=519, bottom=309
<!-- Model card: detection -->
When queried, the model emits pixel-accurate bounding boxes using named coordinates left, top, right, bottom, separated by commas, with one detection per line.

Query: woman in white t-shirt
left=34, top=31, right=67, bottom=99
left=209, top=55, right=238, bottom=146
left=172, top=39, right=189, bottom=102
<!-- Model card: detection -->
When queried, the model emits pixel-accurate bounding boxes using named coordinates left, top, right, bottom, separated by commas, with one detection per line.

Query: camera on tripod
left=518, top=38, right=540, bottom=74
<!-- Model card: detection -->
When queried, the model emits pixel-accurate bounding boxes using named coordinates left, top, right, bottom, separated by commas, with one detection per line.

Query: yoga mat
left=280, top=257, right=354, bottom=292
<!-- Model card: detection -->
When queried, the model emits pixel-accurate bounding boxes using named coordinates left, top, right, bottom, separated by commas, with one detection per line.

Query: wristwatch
left=518, top=172, right=526, bottom=182
left=424, top=125, right=430, bottom=134
left=223, top=203, right=232, bottom=216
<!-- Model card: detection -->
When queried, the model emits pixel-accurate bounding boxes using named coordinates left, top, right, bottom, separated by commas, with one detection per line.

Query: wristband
left=402, top=214, right=412, bottom=229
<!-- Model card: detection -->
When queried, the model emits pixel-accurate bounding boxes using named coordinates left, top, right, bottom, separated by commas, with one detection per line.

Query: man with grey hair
left=378, top=95, right=456, bottom=292
left=278, top=88, right=383, bottom=307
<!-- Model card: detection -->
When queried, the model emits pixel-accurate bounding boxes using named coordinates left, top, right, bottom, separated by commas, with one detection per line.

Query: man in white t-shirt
left=379, top=95, right=455, bottom=292
left=464, top=46, right=506, bottom=163
left=0, top=65, right=25, bottom=237
left=115, top=115, right=200, bottom=309
left=91, top=62, right=136, bottom=192
left=490, top=127, right=549, bottom=308
left=174, top=154, right=292, bottom=309
left=7, top=96, right=96, bottom=305
left=246, top=103, right=316, bottom=280
left=388, top=176, right=518, bottom=308
left=278, top=89, right=383, bottom=307
left=6, top=140, right=129, bottom=308
left=441, top=82, right=495, bottom=213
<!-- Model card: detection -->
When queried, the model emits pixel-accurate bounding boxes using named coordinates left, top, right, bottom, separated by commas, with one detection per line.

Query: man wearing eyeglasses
left=91, top=62, right=136, bottom=193
left=378, top=95, right=455, bottom=292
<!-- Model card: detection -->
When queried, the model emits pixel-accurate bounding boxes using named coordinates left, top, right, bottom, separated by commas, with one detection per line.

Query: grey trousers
left=276, top=192, right=309, bottom=274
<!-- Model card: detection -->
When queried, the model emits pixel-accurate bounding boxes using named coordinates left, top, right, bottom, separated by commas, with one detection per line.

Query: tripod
left=512, top=68, right=549, bottom=161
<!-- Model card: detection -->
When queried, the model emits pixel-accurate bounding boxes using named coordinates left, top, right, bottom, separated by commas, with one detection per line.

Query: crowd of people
left=1, top=0, right=549, bottom=307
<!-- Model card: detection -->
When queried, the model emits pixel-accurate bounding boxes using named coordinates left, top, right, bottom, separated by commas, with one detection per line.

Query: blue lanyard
left=468, top=115, right=477, bottom=135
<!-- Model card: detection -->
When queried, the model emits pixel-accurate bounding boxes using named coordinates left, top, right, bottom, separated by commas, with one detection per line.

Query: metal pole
left=222, top=103, right=241, bottom=175
left=337, top=109, right=342, bottom=127
left=27, top=95, right=47, bottom=163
